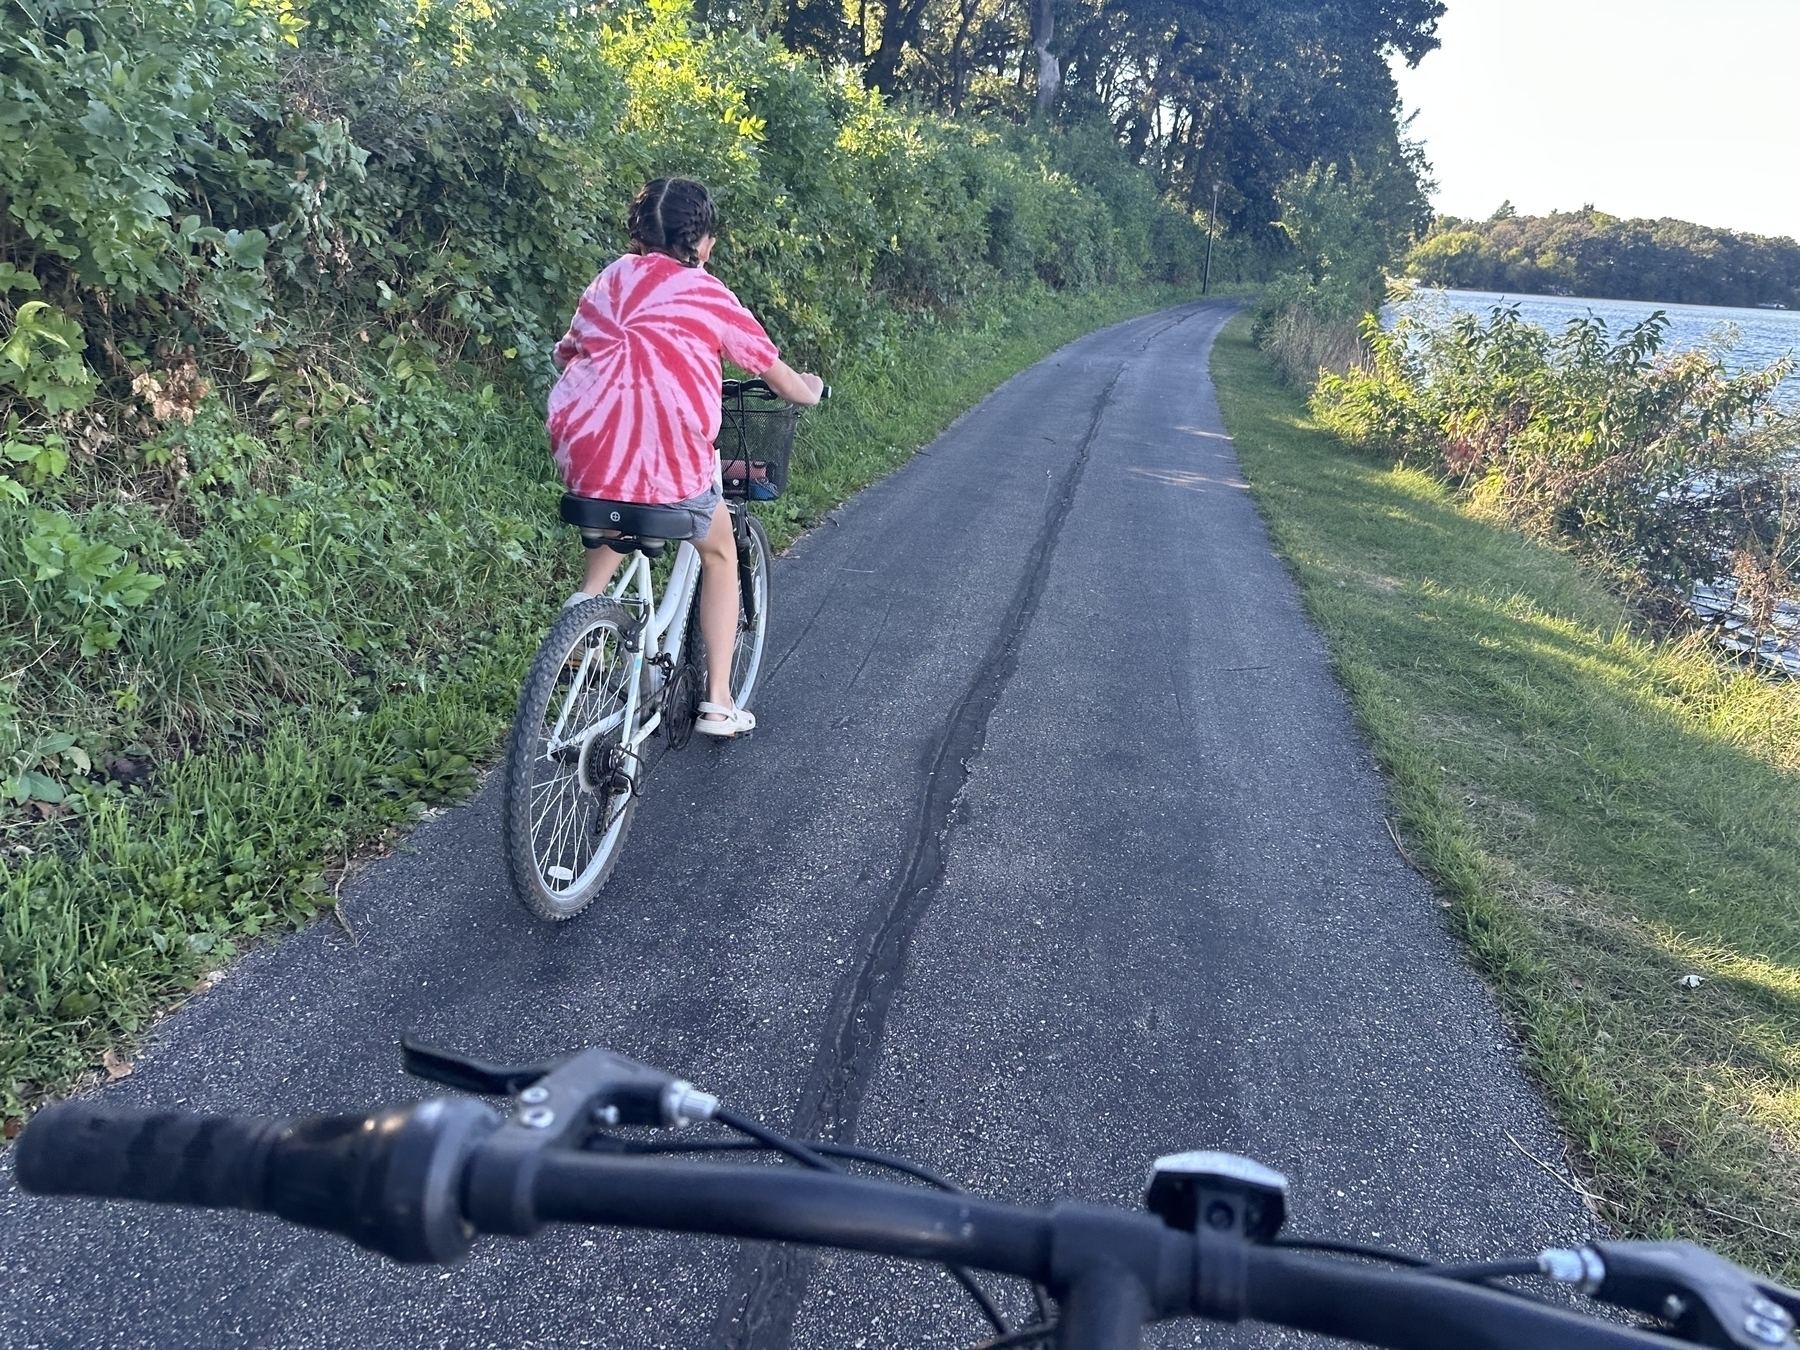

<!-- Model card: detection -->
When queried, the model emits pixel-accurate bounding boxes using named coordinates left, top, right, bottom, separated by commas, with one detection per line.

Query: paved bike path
left=0, top=301, right=1591, bottom=1349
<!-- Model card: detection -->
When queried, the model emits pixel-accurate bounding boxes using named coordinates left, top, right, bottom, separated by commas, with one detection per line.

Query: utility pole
left=1202, top=181, right=1221, bottom=295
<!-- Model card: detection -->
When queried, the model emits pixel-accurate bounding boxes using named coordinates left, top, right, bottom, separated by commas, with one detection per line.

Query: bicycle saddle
left=560, top=494, right=698, bottom=552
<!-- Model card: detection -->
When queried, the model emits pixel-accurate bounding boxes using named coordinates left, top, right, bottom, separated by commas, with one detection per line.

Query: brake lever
left=400, top=1039, right=718, bottom=1128
left=1551, top=1241, right=1800, bottom=1348
left=401, top=1037, right=566, bottom=1095
left=454, top=1044, right=721, bottom=1237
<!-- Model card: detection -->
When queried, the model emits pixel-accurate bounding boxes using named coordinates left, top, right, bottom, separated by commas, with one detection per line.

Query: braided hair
left=627, top=177, right=718, bottom=268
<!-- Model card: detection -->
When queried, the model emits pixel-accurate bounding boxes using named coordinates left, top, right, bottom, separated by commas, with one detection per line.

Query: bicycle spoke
left=530, top=771, right=574, bottom=840
left=544, top=787, right=583, bottom=882
left=505, top=587, right=651, bottom=917
left=529, top=644, right=639, bottom=894
left=548, top=646, right=601, bottom=745
left=536, top=773, right=580, bottom=872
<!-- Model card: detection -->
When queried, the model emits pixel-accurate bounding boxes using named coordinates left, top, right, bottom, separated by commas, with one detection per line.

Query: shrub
left=1251, top=163, right=1391, bottom=385
left=1314, top=304, right=1798, bottom=591
left=1251, top=272, right=1372, bottom=385
left=1, top=0, right=1207, bottom=427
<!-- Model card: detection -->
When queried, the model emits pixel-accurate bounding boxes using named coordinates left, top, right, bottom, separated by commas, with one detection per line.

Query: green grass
left=0, top=280, right=1198, bottom=1127
left=1209, top=315, right=1800, bottom=1281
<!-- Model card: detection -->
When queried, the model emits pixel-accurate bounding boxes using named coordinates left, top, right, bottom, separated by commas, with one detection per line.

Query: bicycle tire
left=730, top=513, right=772, bottom=708
left=663, top=590, right=704, bottom=751
left=503, top=598, right=642, bottom=921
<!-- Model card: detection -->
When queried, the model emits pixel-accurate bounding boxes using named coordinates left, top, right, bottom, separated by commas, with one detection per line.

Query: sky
left=1389, top=0, right=1800, bottom=240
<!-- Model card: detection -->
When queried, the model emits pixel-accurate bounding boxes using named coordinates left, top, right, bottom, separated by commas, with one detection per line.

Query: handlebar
left=15, top=1042, right=1799, bottom=1350
left=723, top=377, right=830, bottom=403
left=19, top=1097, right=499, bottom=1264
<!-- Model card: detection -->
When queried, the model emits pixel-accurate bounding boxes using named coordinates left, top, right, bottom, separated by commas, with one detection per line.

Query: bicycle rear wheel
left=730, top=513, right=771, bottom=708
left=503, top=599, right=641, bottom=921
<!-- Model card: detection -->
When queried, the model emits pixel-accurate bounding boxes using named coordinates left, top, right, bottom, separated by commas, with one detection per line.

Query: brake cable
left=590, top=1113, right=1012, bottom=1336
left=1425, top=1257, right=1549, bottom=1284
left=1272, top=1239, right=1565, bottom=1303
left=712, top=1108, right=1010, bottom=1338
left=1271, top=1236, right=1431, bottom=1266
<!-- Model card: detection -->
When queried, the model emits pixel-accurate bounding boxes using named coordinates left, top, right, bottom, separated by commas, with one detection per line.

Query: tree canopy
left=1405, top=209, right=1800, bottom=310
left=699, top=0, right=1444, bottom=252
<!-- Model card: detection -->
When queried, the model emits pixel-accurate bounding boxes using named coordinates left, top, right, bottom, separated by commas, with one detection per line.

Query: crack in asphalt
left=0, top=301, right=1595, bottom=1350
left=706, top=305, right=1207, bottom=1350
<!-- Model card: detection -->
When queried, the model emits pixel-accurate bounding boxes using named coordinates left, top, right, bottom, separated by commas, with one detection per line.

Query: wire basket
left=716, top=380, right=800, bottom=501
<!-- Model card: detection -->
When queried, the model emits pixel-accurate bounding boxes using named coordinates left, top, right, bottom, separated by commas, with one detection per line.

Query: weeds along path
left=0, top=300, right=1590, bottom=1350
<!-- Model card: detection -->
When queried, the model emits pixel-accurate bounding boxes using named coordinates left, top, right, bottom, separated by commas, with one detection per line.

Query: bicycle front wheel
left=503, top=599, right=641, bottom=921
left=731, top=513, right=771, bottom=708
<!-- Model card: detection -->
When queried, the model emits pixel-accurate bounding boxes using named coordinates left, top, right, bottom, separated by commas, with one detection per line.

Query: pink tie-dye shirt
left=548, top=252, right=779, bottom=503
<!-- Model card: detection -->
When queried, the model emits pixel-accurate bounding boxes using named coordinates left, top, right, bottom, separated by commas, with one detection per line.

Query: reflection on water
left=1692, top=583, right=1800, bottom=679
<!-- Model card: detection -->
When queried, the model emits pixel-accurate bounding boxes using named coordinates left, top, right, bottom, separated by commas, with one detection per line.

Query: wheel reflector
left=546, top=865, right=575, bottom=882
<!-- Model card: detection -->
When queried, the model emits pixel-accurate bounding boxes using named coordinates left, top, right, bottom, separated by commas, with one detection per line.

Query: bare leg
left=694, top=503, right=740, bottom=713
left=580, top=544, right=625, bottom=598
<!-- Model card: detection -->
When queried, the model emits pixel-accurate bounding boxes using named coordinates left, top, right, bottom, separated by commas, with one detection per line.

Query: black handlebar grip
left=16, top=1102, right=286, bottom=1209
left=18, top=1096, right=501, bottom=1266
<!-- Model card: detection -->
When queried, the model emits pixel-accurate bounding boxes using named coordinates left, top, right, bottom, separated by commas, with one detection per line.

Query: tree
left=1403, top=209, right=1800, bottom=308
left=718, top=0, right=1445, bottom=262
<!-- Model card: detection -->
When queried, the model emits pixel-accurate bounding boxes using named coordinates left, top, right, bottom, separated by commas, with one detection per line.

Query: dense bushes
left=1250, top=163, right=1399, bottom=384
left=0, top=0, right=1207, bottom=1112
left=1406, top=207, right=1800, bottom=310
left=0, top=371, right=564, bottom=1112
left=0, top=0, right=1201, bottom=390
left=1312, top=303, right=1797, bottom=592
left=1, top=0, right=1207, bottom=808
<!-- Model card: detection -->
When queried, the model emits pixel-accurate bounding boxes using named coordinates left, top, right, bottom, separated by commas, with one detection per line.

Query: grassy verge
left=1209, top=315, right=1800, bottom=1281
left=1, top=280, right=1198, bottom=1127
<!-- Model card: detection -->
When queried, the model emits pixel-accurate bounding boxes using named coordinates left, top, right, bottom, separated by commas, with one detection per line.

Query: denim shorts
left=668, top=483, right=722, bottom=544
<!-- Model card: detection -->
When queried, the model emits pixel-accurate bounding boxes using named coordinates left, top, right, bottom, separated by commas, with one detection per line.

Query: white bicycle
left=502, top=379, right=808, bottom=921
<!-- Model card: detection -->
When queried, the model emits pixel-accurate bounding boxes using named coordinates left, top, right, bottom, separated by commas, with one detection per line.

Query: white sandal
left=694, top=701, right=755, bottom=738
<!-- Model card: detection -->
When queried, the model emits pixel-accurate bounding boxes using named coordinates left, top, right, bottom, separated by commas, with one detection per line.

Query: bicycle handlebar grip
left=18, top=1096, right=501, bottom=1266
left=17, top=1102, right=284, bottom=1209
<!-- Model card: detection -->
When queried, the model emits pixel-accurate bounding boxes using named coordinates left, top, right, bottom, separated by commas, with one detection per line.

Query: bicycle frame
left=587, top=536, right=704, bottom=760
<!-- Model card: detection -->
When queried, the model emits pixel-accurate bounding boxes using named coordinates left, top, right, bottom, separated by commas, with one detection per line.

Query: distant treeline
left=1404, top=208, right=1800, bottom=309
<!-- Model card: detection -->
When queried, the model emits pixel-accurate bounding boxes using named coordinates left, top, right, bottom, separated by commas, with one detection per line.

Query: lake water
left=1383, top=288, right=1800, bottom=679
left=1385, top=288, right=1800, bottom=394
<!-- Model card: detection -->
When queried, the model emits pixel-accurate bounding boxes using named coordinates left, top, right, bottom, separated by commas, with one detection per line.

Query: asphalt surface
left=0, top=301, right=1593, bottom=1349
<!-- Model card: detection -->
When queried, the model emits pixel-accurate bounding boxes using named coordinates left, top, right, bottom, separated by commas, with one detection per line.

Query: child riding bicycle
left=548, top=177, right=824, bottom=738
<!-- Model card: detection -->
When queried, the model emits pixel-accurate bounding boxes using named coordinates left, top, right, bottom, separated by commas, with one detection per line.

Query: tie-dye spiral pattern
left=547, top=252, right=779, bottom=503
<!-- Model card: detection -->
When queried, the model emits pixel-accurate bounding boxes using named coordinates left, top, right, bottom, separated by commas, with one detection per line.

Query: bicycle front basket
left=717, top=387, right=800, bottom=501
